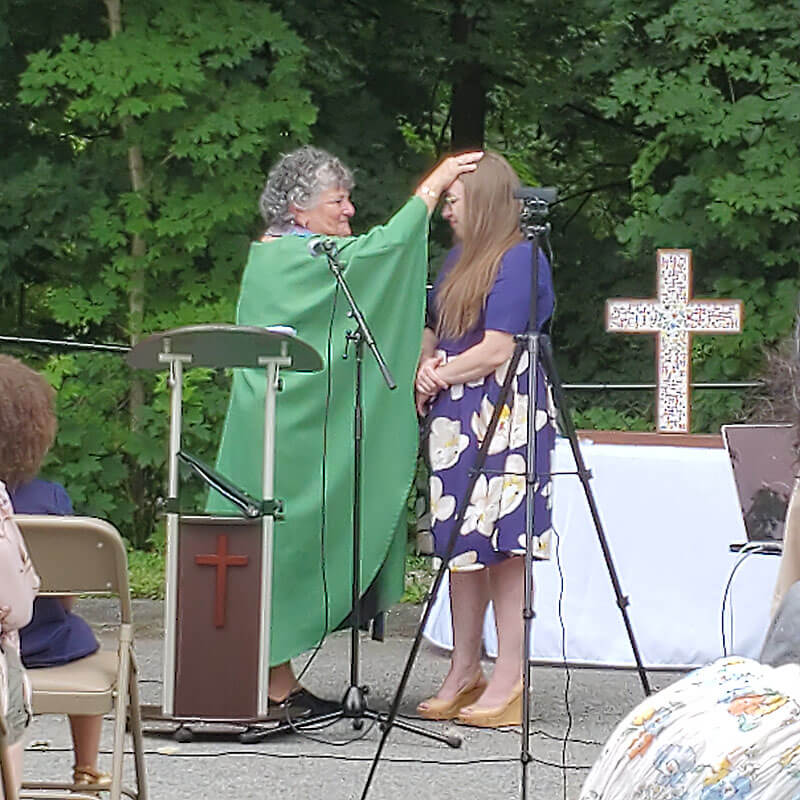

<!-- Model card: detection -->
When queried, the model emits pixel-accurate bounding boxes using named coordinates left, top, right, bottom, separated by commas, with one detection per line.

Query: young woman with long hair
left=415, top=152, right=556, bottom=727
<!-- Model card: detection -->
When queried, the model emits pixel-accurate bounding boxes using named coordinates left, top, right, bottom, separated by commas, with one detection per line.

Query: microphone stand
left=243, top=238, right=459, bottom=747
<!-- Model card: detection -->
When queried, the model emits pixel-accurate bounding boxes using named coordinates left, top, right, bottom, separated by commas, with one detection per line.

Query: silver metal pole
left=257, top=346, right=291, bottom=715
left=522, top=334, right=539, bottom=800
left=159, top=349, right=192, bottom=716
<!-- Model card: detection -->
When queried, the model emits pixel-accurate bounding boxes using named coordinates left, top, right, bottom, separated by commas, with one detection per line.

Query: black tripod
left=243, top=238, right=459, bottom=748
left=360, top=188, right=651, bottom=800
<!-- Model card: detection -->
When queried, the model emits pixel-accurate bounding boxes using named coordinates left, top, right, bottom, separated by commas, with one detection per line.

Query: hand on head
left=415, top=151, right=484, bottom=212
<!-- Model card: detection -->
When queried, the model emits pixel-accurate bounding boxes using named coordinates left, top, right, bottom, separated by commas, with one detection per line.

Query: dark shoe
left=267, top=687, right=341, bottom=719
left=283, top=687, right=341, bottom=716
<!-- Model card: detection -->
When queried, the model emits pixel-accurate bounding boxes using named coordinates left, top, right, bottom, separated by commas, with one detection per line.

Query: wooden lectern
left=127, top=324, right=322, bottom=722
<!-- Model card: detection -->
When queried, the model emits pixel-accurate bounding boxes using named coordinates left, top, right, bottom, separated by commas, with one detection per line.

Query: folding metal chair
left=13, top=516, right=147, bottom=800
left=0, top=707, right=19, bottom=800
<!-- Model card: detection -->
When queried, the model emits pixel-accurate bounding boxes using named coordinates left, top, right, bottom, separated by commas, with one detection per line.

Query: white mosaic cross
left=605, top=249, right=743, bottom=433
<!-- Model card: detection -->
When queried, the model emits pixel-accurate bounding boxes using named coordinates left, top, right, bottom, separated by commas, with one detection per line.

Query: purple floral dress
left=426, top=241, right=556, bottom=571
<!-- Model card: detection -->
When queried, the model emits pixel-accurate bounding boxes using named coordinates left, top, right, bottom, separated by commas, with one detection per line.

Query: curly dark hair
left=0, top=355, right=57, bottom=489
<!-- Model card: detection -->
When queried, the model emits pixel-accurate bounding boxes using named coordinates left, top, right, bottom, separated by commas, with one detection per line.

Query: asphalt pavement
left=20, top=600, right=683, bottom=800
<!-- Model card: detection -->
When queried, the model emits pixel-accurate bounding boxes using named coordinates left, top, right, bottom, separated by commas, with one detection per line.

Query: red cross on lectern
left=195, top=534, right=249, bottom=628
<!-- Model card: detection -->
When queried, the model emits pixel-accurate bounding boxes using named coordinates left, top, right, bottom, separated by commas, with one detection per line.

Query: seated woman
left=0, top=355, right=107, bottom=788
left=208, top=145, right=483, bottom=711
left=0, top=480, right=39, bottom=797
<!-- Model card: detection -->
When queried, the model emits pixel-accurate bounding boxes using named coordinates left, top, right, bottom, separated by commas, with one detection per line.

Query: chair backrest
left=13, top=516, right=132, bottom=624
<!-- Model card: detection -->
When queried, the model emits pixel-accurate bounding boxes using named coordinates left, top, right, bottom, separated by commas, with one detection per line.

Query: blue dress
left=427, top=241, right=556, bottom=571
left=10, top=479, right=99, bottom=667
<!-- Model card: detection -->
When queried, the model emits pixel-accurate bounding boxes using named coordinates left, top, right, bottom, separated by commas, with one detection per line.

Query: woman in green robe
left=209, top=145, right=482, bottom=710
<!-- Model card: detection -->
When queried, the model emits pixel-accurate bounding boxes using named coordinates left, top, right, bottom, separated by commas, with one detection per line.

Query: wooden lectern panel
left=174, top=517, right=263, bottom=720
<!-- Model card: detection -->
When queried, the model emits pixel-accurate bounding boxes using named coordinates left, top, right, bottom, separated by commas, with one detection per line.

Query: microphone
left=308, top=236, right=338, bottom=257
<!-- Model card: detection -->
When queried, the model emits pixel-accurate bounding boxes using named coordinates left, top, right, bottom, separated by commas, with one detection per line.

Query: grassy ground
left=127, top=547, right=167, bottom=599
left=128, top=547, right=434, bottom=604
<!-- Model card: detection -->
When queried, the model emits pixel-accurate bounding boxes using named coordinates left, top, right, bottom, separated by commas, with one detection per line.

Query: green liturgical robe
left=209, top=197, right=428, bottom=666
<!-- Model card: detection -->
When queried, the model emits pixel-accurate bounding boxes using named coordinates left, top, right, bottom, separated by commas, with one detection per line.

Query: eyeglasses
left=443, top=195, right=459, bottom=208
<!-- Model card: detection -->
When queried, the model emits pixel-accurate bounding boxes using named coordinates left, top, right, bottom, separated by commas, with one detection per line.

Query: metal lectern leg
left=159, top=350, right=192, bottom=716
left=257, top=348, right=290, bottom=715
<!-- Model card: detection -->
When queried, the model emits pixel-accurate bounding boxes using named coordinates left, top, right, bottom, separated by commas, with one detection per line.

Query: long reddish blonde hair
left=435, top=152, right=523, bottom=339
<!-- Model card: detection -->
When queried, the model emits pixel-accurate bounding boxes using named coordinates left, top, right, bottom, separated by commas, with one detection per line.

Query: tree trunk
left=104, top=0, right=146, bottom=357
left=450, top=8, right=485, bottom=150
left=105, top=0, right=148, bottom=544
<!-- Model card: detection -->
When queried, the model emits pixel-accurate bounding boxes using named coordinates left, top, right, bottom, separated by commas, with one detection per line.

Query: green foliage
left=594, top=0, right=800, bottom=269
left=402, top=551, right=433, bottom=605
left=545, top=0, right=800, bottom=429
left=3, top=0, right=798, bottom=551
left=127, top=546, right=166, bottom=600
left=572, top=405, right=652, bottom=432
left=3, top=0, right=315, bottom=545
left=691, top=275, right=798, bottom=430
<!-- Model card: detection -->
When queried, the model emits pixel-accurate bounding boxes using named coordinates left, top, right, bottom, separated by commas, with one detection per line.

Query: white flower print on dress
left=499, top=453, right=526, bottom=518
left=450, top=375, right=485, bottom=401
left=470, top=396, right=510, bottom=454
left=546, top=381, right=558, bottom=424
left=494, top=350, right=529, bottom=388
left=540, top=481, right=552, bottom=508
left=461, top=474, right=503, bottom=537
left=429, top=476, right=456, bottom=522
left=508, top=394, right=549, bottom=450
left=449, top=551, right=482, bottom=572
left=509, top=393, right=528, bottom=449
left=428, top=417, right=469, bottom=471
left=516, top=528, right=553, bottom=559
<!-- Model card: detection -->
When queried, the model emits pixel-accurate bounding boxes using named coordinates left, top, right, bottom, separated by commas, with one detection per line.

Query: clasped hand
left=415, top=355, right=449, bottom=415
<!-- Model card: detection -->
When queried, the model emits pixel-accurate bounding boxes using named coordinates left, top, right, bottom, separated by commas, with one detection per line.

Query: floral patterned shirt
left=581, top=657, right=800, bottom=800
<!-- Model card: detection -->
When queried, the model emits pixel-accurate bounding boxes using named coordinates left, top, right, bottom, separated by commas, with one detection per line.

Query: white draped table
left=422, top=436, right=781, bottom=669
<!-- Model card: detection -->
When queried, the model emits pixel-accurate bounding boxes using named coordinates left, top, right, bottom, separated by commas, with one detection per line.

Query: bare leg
left=268, top=662, right=300, bottom=701
left=426, top=570, right=490, bottom=703
left=69, top=714, right=103, bottom=769
left=472, top=556, right=525, bottom=708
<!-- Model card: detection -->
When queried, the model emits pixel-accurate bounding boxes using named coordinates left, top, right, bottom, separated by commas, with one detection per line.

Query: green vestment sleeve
left=209, top=197, right=428, bottom=665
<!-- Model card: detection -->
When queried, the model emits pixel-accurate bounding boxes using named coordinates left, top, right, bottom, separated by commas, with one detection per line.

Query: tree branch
left=562, top=102, right=648, bottom=138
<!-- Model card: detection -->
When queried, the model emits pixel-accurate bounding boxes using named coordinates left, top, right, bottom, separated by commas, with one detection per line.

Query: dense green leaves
left=595, top=0, right=800, bottom=268
left=2, top=0, right=798, bottom=544
left=3, top=0, right=315, bottom=545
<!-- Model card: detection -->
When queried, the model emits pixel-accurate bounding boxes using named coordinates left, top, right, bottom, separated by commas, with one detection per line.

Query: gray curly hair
left=259, top=145, right=354, bottom=231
